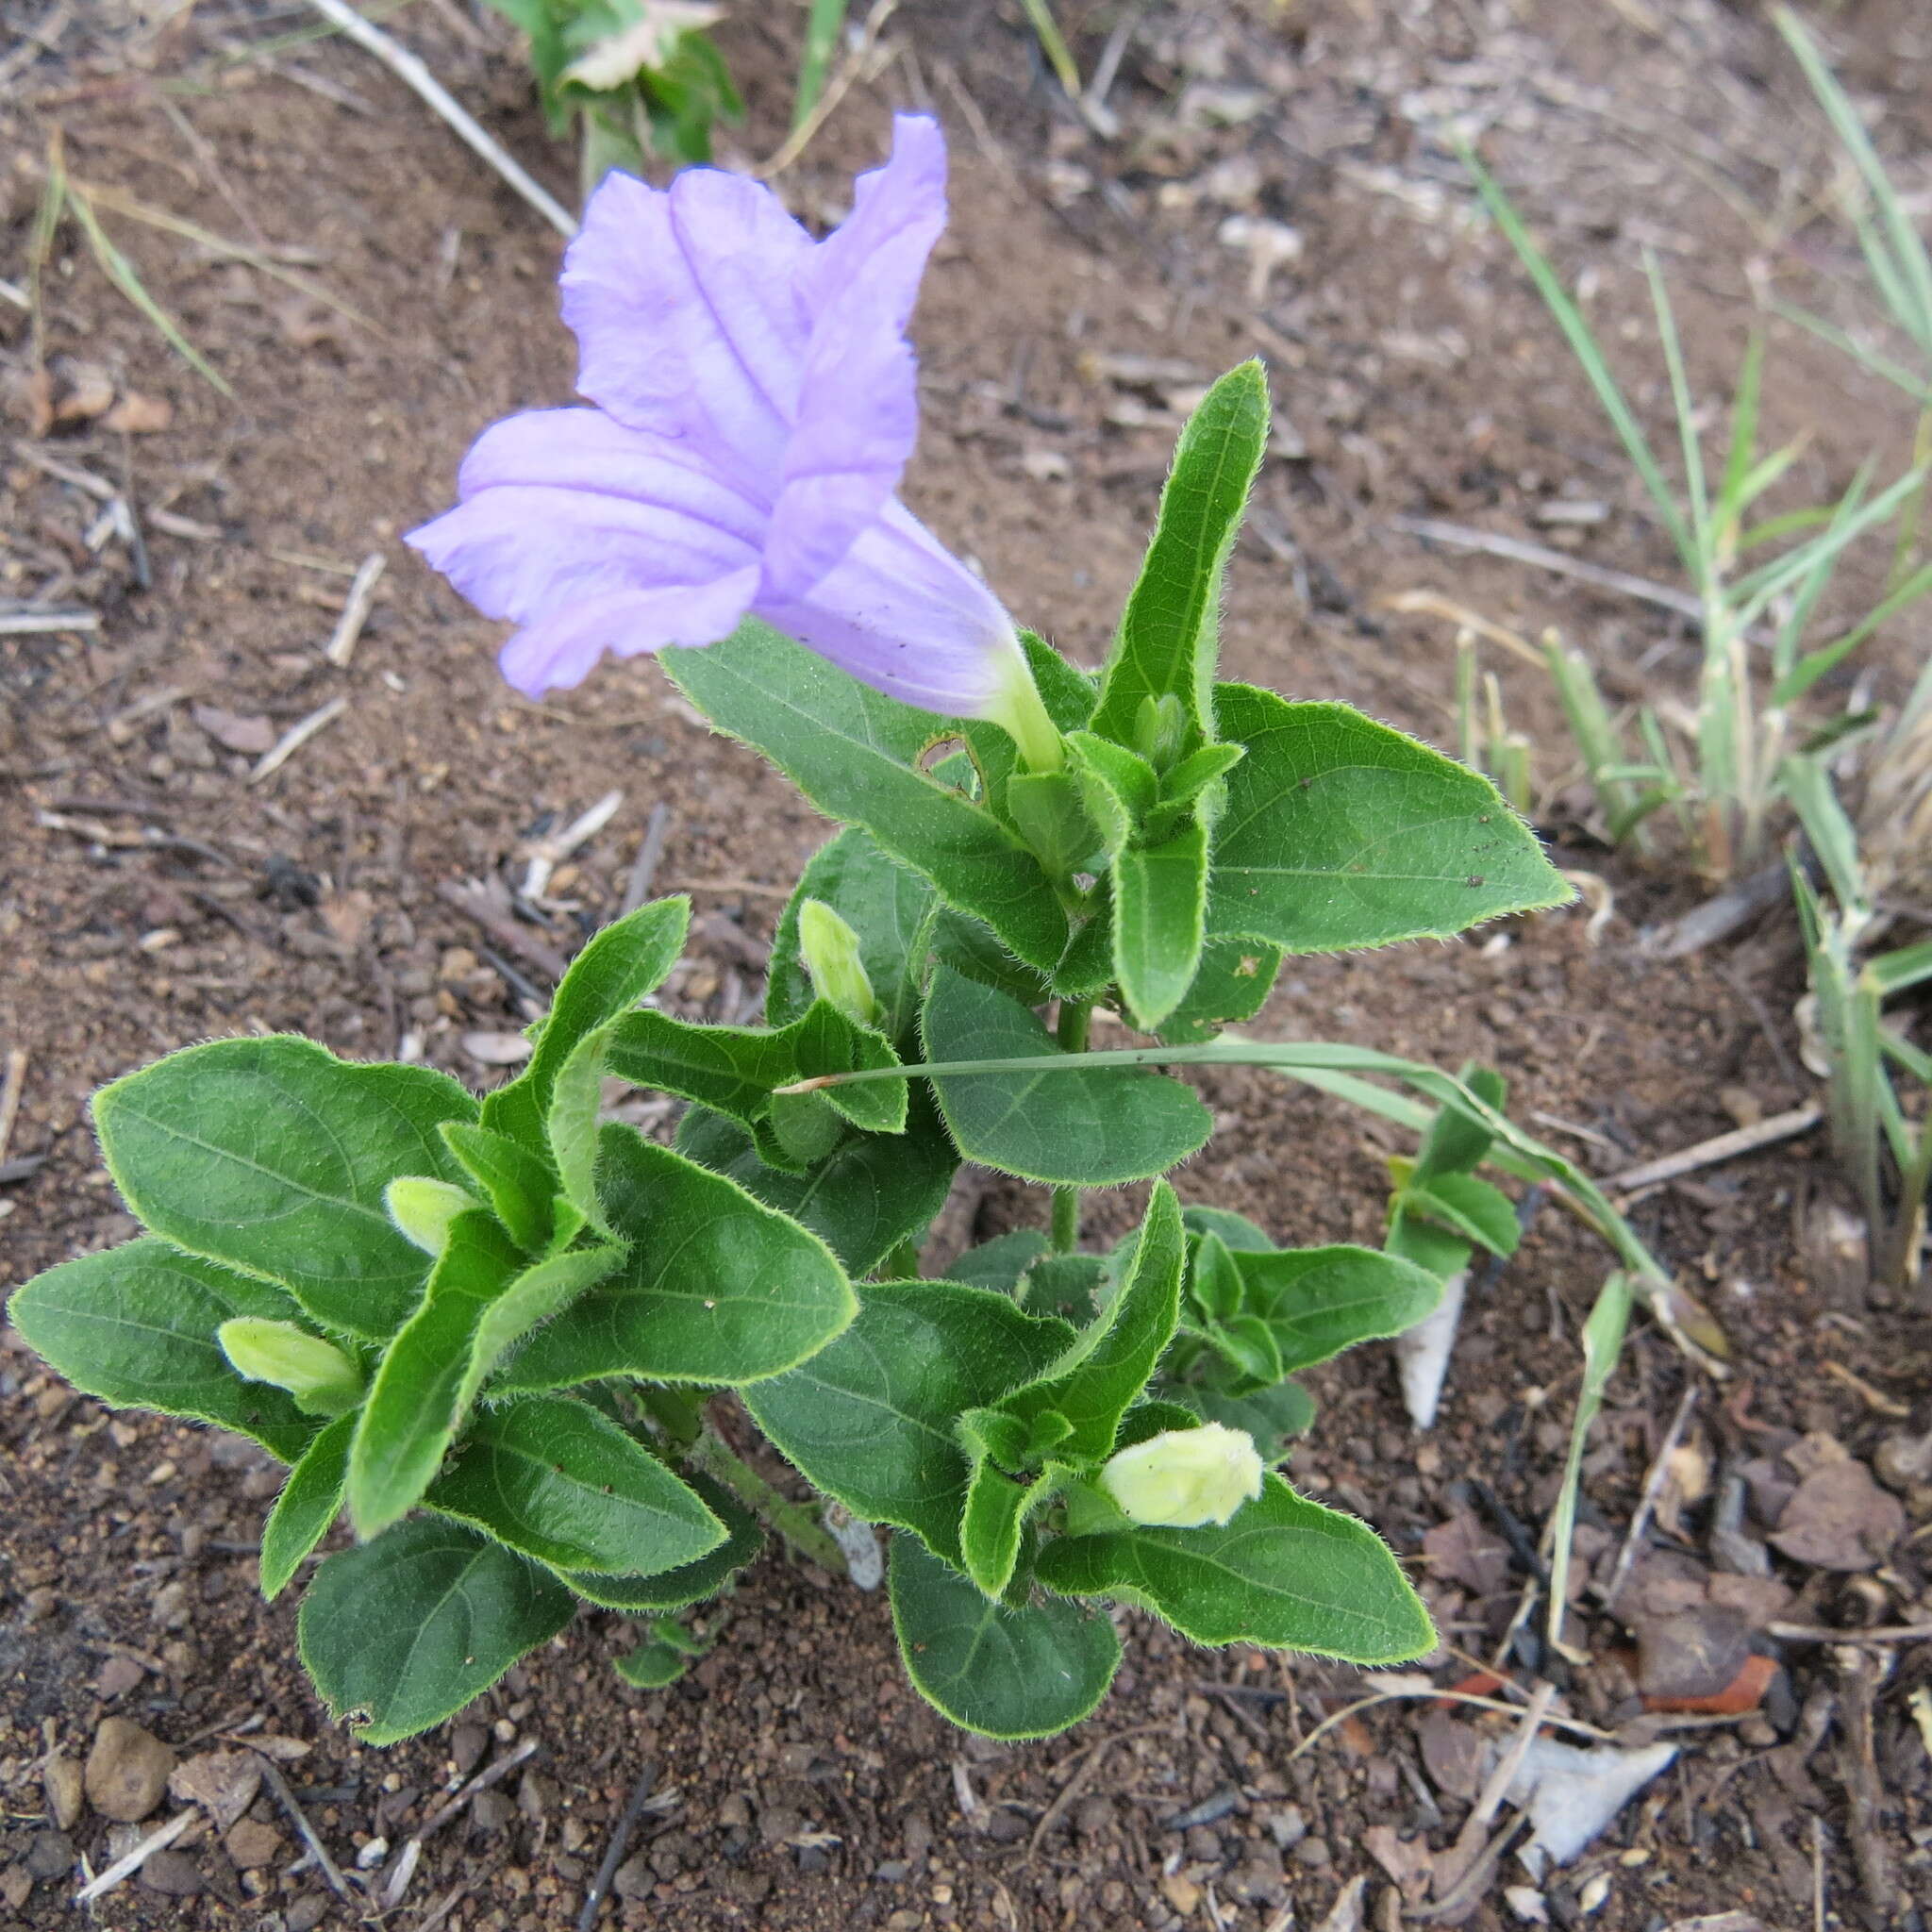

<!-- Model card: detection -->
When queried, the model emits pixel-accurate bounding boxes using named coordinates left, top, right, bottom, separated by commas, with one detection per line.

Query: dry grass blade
left=68, top=175, right=382, bottom=335
left=64, top=184, right=234, bottom=397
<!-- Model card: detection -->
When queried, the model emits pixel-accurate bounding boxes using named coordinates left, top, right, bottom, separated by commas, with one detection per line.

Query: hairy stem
left=689, top=1424, right=849, bottom=1577
left=1049, top=1000, right=1092, bottom=1253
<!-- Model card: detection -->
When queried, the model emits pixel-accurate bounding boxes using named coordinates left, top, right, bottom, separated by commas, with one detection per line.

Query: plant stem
left=1050, top=1000, right=1092, bottom=1253
left=689, top=1425, right=849, bottom=1576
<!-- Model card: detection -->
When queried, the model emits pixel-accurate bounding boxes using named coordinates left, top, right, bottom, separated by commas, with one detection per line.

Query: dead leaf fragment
left=168, top=1750, right=261, bottom=1832
left=51, top=358, right=116, bottom=423
left=1363, top=1824, right=1432, bottom=1905
left=192, top=704, right=276, bottom=755
left=1770, top=1458, right=1905, bottom=1572
left=1423, top=1508, right=1511, bottom=1596
left=103, top=392, right=173, bottom=434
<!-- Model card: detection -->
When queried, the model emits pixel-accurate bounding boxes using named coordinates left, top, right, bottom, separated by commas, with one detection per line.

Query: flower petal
left=761, top=115, right=949, bottom=602
left=408, top=408, right=766, bottom=625
left=560, top=166, right=812, bottom=487
left=500, top=570, right=760, bottom=696
left=753, top=497, right=1021, bottom=717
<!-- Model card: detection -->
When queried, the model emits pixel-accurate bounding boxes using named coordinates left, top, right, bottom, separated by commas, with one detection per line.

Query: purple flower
left=408, top=116, right=1058, bottom=762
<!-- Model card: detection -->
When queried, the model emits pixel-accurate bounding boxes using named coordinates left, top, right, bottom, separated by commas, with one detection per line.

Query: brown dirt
left=3, top=2, right=1931, bottom=1929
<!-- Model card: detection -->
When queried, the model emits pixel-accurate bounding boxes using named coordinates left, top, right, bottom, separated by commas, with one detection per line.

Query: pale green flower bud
left=217, top=1319, right=363, bottom=1417
left=797, top=899, right=879, bottom=1027
left=1100, top=1422, right=1263, bottom=1528
left=384, top=1176, right=475, bottom=1256
left=1132, top=692, right=1188, bottom=774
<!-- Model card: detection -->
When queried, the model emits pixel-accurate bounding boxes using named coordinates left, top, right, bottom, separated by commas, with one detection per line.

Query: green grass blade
left=1018, top=0, right=1081, bottom=97
left=1770, top=299, right=1929, bottom=399
left=1774, top=558, right=1932, bottom=706
left=793, top=0, right=849, bottom=130
left=1546, top=1273, right=1634, bottom=1655
left=1646, top=250, right=1709, bottom=565
left=1463, top=150, right=1696, bottom=574
left=1776, top=7, right=1932, bottom=354
left=1717, top=335, right=1765, bottom=529
left=66, top=188, right=234, bottom=398
left=1872, top=940, right=1932, bottom=998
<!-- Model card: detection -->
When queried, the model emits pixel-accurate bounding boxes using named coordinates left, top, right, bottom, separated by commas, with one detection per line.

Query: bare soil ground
left=3, top=2, right=1931, bottom=1928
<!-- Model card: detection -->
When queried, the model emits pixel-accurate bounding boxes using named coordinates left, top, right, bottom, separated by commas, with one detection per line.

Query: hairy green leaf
left=1113, top=820, right=1209, bottom=1030
left=1091, top=361, right=1270, bottom=754
left=673, top=1091, right=956, bottom=1277
left=1037, top=1474, right=1433, bottom=1658
left=347, top=1211, right=525, bottom=1539
left=260, top=1412, right=353, bottom=1600
left=299, top=1518, right=575, bottom=1744
left=1208, top=689, right=1571, bottom=954
left=494, top=1126, right=856, bottom=1391
left=9, top=1237, right=315, bottom=1462
left=745, top=1281, right=1072, bottom=1565
left=559, top=1474, right=762, bottom=1610
left=428, top=1393, right=724, bottom=1575
left=664, top=624, right=1070, bottom=970
left=890, top=1536, right=1121, bottom=1739
left=922, top=966, right=1210, bottom=1186
left=93, top=1037, right=476, bottom=1338
left=481, top=896, right=689, bottom=1149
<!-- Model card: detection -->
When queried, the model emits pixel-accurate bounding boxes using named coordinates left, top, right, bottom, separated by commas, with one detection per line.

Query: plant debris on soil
left=3, top=2, right=1931, bottom=1928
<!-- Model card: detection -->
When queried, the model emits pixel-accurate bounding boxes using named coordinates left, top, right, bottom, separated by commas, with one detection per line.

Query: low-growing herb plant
left=480, top=0, right=742, bottom=193
left=11, top=119, right=1583, bottom=1745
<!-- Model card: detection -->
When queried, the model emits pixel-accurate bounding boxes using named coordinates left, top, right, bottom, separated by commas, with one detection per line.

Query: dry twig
left=0, top=1050, right=27, bottom=1170
left=435, top=880, right=569, bottom=981
left=251, top=696, right=349, bottom=783
left=324, top=550, right=386, bottom=666
left=575, top=1759, right=662, bottom=1931
left=1605, top=1105, right=1824, bottom=1194
left=73, top=1808, right=196, bottom=1903
left=252, top=1752, right=352, bottom=1900
left=302, top=0, right=575, bottom=238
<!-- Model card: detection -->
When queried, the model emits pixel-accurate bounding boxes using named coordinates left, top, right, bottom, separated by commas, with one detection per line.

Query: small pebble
left=139, top=1850, right=205, bottom=1898
left=86, top=1718, right=176, bottom=1823
left=43, top=1753, right=83, bottom=1830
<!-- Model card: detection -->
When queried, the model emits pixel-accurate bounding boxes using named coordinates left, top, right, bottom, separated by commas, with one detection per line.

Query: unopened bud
left=385, top=1176, right=475, bottom=1256
left=217, top=1319, right=363, bottom=1417
left=1101, top=1422, right=1263, bottom=1528
left=797, top=899, right=878, bottom=1027
left=1132, top=692, right=1188, bottom=773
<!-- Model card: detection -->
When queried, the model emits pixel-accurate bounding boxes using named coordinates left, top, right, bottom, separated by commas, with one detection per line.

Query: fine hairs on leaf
left=9, top=117, right=1613, bottom=1747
